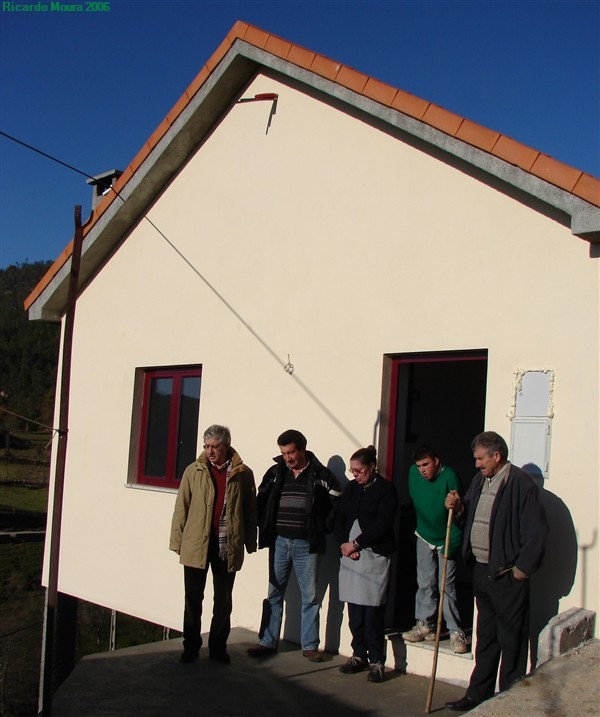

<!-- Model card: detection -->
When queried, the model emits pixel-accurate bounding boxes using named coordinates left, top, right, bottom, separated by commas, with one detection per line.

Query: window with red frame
left=136, top=367, right=202, bottom=489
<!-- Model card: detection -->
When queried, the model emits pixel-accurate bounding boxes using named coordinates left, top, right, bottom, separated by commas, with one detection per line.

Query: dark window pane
left=144, top=377, right=173, bottom=478
left=175, top=376, right=201, bottom=481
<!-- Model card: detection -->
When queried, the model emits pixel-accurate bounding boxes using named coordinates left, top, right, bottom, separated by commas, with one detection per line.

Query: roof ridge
left=23, top=20, right=599, bottom=312
left=81, top=19, right=600, bottom=228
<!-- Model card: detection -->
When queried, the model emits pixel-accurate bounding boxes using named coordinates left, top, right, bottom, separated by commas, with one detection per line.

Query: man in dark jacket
left=445, top=431, right=548, bottom=712
left=248, top=429, right=341, bottom=662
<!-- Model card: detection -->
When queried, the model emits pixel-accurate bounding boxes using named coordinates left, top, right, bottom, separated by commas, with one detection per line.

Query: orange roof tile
left=336, top=65, right=369, bottom=94
left=206, top=37, right=233, bottom=73
left=264, top=35, right=292, bottom=59
left=422, top=104, right=464, bottom=136
left=573, top=173, right=600, bottom=206
left=166, top=93, right=190, bottom=126
left=530, top=154, right=582, bottom=193
left=24, top=21, right=600, bottom=312
left=309, top=54, right=342, bottom=82
left=287, top=44, right=316, bottom=69
left=363, top=77, right=398, bottom=106
left=24, top=241, right=74, bottom=310
left=185, top=65, right=210, bottom=100
left=456, top=120, right=501, bottom=153
left=390, top=88, right=429, bottom=120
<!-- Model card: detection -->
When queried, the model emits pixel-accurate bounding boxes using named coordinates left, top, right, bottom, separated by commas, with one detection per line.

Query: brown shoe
left=302, top=649, right=323, bottom=662
left=247, top=644, right=276, bottom=657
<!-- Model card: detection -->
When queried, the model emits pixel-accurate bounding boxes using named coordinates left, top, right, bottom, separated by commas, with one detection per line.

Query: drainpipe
left=39, top=206, right=84, bottom=716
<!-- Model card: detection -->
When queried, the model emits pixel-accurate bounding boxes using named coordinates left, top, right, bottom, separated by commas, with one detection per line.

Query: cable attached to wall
left=0, top=129, right=361, bottom=445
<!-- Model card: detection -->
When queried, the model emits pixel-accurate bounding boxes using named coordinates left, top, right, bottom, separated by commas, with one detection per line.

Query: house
left=26, top=21, right=599, bottom=685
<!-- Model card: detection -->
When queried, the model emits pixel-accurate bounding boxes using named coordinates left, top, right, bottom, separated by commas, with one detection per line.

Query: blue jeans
left=259, top=535, right=321, bottom=651
left=415, top=535, right=463, bottom=633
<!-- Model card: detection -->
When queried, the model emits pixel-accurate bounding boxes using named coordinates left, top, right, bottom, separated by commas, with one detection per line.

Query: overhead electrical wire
left=0, top=130, right=100, bottom=185
left=0, top=406, right=54, bottom=433
left=0, top=129, right=361, bottom=445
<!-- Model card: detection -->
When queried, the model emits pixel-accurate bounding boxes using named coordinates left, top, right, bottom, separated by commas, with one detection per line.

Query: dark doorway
left=378, top=350, right=487, bottom=632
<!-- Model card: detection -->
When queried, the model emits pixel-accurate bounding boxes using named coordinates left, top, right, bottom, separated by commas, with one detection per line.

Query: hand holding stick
left=425, top=506, right=453, bottom=714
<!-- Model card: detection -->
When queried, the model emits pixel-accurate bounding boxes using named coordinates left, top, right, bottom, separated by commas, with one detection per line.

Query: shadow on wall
left=274, top=456, right=583, bottom=670
left=525, top=464, right=578, bottom=667
left=281, top=455, right=348, bottom=654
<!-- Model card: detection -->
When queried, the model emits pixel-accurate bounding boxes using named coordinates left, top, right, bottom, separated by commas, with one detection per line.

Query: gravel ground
left=472, top=639, right=600, bottom=717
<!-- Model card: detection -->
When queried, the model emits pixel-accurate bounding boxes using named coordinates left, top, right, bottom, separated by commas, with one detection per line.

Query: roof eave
left=26, top=33, right=600, bottom=321
left=27, top=48, right=260, bottom=322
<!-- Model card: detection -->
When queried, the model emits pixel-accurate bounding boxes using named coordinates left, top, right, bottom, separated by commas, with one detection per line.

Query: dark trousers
left=467, top=562, right=530, bottom=703
left=347, top=602, right=386, bottom=664
left=183, top=538, right=236, bottom=657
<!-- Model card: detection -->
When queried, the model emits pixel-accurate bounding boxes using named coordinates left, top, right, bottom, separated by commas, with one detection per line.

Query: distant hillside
left=0, top=262, right=60, bottom=430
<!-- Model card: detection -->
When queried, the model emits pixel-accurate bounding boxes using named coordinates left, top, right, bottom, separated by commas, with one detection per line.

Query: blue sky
left=1, top=0, right=598, bottom=269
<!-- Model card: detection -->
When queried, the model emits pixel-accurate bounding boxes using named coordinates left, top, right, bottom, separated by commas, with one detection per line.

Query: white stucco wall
left=43, top=73, right=599, bottom=674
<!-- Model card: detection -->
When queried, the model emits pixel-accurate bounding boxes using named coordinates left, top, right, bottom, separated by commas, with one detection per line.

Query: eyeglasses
left=347, top=466, right=369, bottom=476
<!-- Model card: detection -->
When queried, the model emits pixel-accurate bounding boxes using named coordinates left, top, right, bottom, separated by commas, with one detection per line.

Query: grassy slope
left=0, top=434, right=48, bottom=715
left=0, top=432, right=175, bottom=716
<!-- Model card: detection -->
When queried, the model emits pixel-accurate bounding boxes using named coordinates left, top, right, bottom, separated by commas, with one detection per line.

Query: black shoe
left=209, top=651, right=231, bottom=665
left=247, top=644, right=276, bottom=657
left=339, top=655, right=369, bottom=674
left=180, top=651, right=199, bottom=664
left=445, top=696, right=479, bottom=711
left=367, top=661, right=385, bottom=683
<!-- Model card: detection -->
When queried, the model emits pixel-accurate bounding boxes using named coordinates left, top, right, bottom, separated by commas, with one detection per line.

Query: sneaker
left=402, top=621, right=433, bottom=643
left=367, top=661, right=385, bottom=683
left=339, top=655, right=369, bottom=674
left=247, top=644, right=276, bottom=657
left=302, top=649, right=324, bottom=663
left=450, top=632, right=469, bottom=654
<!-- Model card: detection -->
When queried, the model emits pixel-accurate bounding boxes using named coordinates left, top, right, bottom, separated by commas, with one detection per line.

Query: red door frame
left=378, top=350, right=488, bottom=482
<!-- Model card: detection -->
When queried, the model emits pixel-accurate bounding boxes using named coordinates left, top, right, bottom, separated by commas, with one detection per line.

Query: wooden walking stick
left=425, top=507, right=453, bottom=713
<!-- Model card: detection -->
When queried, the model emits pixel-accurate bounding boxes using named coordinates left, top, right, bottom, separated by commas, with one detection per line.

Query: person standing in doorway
left=248, top=429, right=341, bottom=662
left=402, top=445, right=468, bottom=654
left=170, top=424, right=257, bottom=665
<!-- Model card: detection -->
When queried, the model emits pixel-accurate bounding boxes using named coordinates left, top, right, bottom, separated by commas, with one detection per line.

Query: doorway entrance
left=379, top=349, right=488, bottom=632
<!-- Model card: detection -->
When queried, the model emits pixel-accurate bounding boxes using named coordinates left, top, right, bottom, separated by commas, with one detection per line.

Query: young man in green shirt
left=401, top=445, right=467, bottom=653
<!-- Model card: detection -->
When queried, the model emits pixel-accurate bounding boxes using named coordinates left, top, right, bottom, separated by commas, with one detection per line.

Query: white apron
left=339, top=519, right=391, bottom=606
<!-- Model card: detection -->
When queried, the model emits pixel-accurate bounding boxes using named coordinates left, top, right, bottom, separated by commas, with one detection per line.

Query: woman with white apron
left=335, top=445, right=398, bottom=682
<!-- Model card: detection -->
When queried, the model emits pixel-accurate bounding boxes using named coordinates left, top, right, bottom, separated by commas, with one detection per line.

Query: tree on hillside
left=0, top=262, right=60, bottom=431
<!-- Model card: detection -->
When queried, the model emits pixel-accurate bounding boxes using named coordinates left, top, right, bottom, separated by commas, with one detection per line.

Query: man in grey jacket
left=444, top=431, right=547, bottom=712
left=170, top=425, right=257, bottom=665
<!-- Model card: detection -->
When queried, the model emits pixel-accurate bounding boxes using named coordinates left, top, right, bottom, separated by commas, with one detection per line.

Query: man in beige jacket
left=170, top=424, right=257, bottom=664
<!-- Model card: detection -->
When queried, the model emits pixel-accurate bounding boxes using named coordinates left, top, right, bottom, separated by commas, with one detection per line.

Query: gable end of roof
left=24, top=21, right=600, bottom=319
